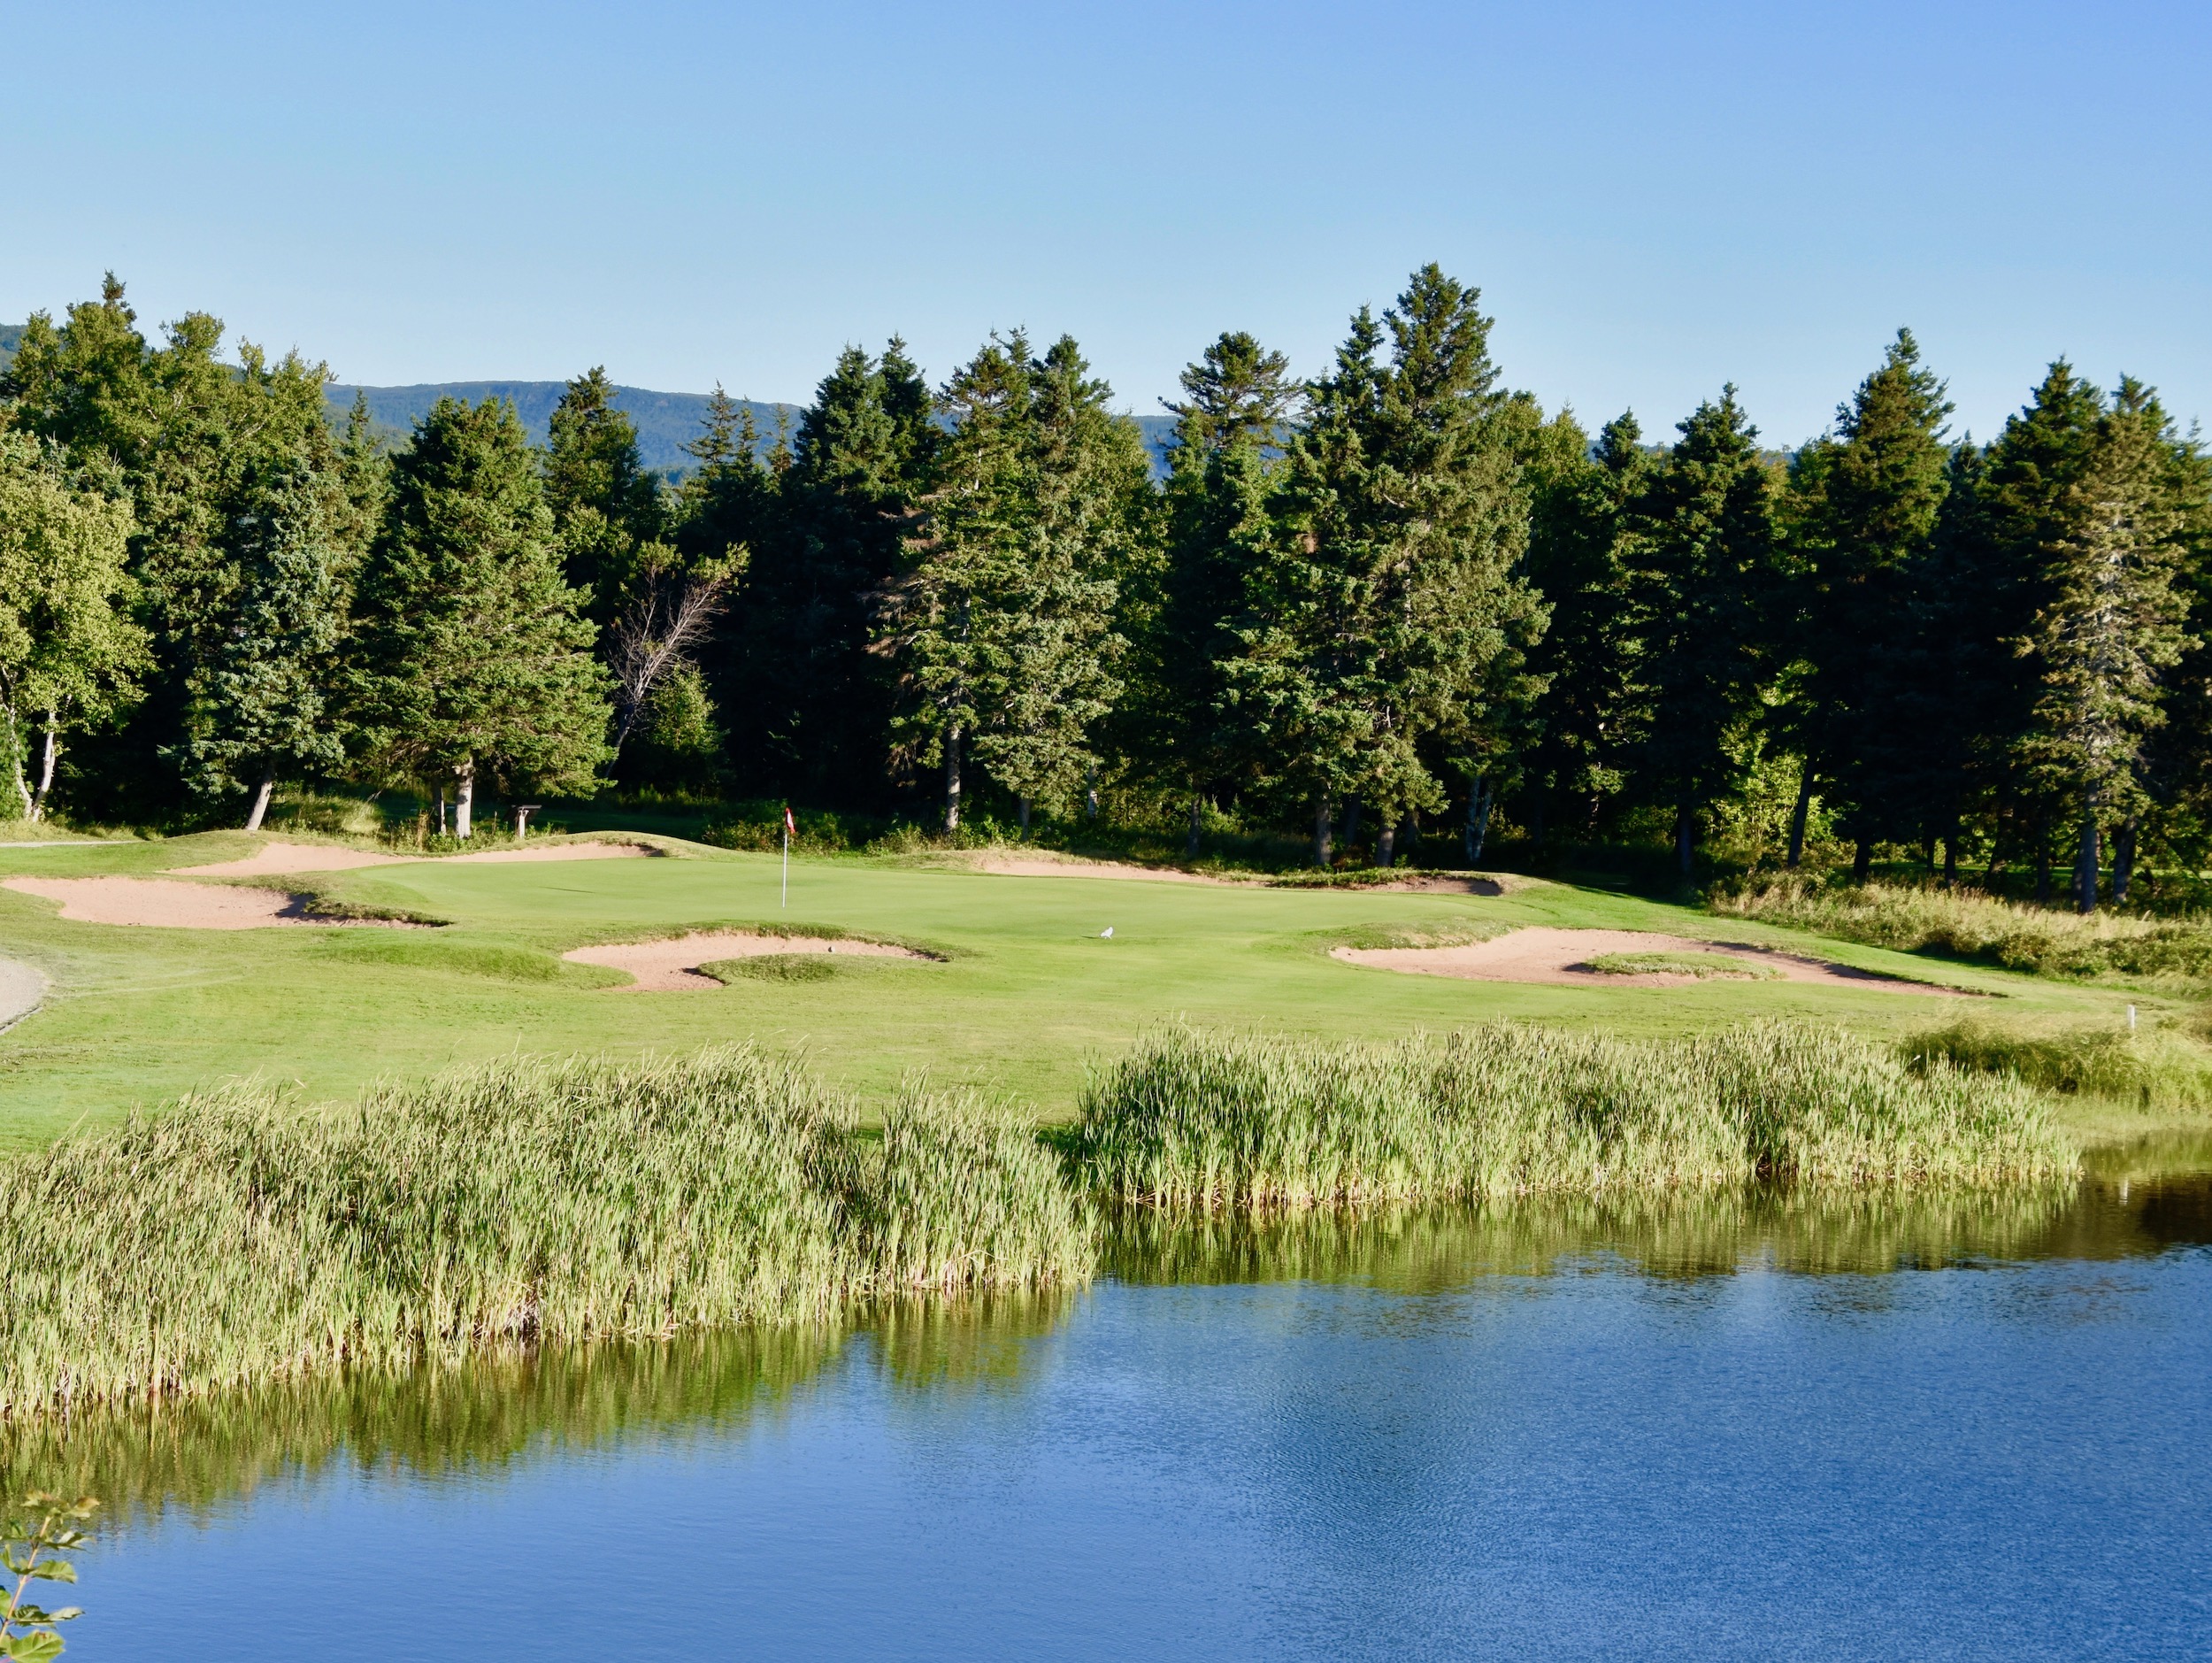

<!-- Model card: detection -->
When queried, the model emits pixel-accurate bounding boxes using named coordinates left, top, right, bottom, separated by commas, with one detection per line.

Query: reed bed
left=1712, top=876, right=2212, bottom=982
left=0, top=1049, right=1090, bottom=1418
left=1904, top=1018, right=2212, bottom=1113
left=1072, top=1025, right=2072, bottom=1212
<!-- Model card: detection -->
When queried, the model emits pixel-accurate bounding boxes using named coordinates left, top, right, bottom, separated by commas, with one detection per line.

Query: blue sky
left=4, top=1, right=2208, bottom=445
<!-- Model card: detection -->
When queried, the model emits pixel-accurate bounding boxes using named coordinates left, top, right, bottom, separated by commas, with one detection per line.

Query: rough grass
left=1903, top=1017, right=2212, bottom=1113
left=1585, top=950, right=1778, bottom=980
left=0, top=1049, right=1090, bottom=1418
left=1714, top=876, right=2212, bottom=982
left=1073, top=1024, right=2072, bottom=1211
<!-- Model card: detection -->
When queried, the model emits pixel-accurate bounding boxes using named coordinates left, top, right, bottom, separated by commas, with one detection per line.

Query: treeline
left=2, top=270, right=2207, bottom=908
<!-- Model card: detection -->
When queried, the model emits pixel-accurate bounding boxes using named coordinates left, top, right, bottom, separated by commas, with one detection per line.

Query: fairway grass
left=0, top=833, right=2173, bottom=1146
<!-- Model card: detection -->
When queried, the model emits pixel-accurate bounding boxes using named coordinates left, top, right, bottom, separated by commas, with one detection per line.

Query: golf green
left=0, top=834, right=2139, bottom=1147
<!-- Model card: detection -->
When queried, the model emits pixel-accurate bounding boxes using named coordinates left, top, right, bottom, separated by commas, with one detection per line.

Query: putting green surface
left=0, top=834, right=2145, bottom=1146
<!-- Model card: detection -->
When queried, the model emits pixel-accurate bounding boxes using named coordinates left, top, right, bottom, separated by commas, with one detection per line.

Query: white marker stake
left=782, top=805, right=795, bottom=910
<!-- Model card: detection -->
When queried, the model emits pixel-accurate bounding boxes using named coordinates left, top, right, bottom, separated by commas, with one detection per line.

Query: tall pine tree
left=1624, top=388, right=1783, bottom=878
left=349, top=398, right=611, bottom=835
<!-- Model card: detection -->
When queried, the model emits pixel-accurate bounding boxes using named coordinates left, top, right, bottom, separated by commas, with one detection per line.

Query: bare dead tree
left=609, top=558, right=738, bottom=751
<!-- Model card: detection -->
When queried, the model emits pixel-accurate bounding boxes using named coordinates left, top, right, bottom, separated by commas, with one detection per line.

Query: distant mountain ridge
left=333, top=380, right=1182, bottom=476
left=1, top=335, right=1179, bottom=474
left=326, top=381, right=798, bottom=475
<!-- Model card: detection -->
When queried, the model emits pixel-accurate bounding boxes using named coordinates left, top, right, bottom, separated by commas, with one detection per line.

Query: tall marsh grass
left=1713, top=876, right=2212, bottom=982
left=1904, top=1019, right=2212, bottom=1113
left=1074, top=1025, right=2071, bottom=1211
left=0, top=1049, right=1089, bottom=1417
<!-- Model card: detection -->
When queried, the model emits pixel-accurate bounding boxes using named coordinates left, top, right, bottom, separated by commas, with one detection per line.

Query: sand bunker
left=564, top=930, right=933, bottom=990
left=1334, top=928, right=1967, bottom=996
left=0, top=876, right=409, bottom=930
left=173, top=839, right=660, bottom=876
left=962, top=852, right=1240, bottom=884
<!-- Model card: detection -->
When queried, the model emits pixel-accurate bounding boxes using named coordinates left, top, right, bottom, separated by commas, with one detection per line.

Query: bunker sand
left=565, top=930, right=933, bottom=991
left=959, top=851, right=1508, bottom=896
left=1334, top=927, right=1968, bottom=995
left=2, top=876, right=410, bottom=930
left=172, top=839, right=662, bottom=877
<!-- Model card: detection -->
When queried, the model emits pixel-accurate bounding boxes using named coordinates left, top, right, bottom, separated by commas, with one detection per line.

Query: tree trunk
left=4, top=709, right=30, bottom=820
left=1085, top=763, right=1098, bottom=821
left=1676, top=805, right=1695, bottom=881
left=29, top=716, right=59, bottom=823
left=942, top=727, right=962, bottom=834
left=2076, top=801, right=2100, bottom=914
left=1186, top=795, right=1203, bottom=863
left=1376, top=822, right=1396, bottom=868
left=2033, top=815, right=2053, bottom=905
left=1786, top=770, right=1812, bottom=869
left=455, top=760, right=475, bottom=841
left=1017, top=797, right=1031, bottom=839
left=1313, top=797, right=1333, bottom=868
left=2113, top=818, right=2138, bottom=905
left=1469, top=786, right=1494, bottom=864
left=1463, top=777, right=1486, bottom=865
left=1941, top=826, right=1959, bottom=890
left=242, top=764, right=277, bottom=833
left=1341, top=800, right=1362, bottom=845
left=435, top=787, right=447, bottom=840
left=1851, top=838, right=1871, bottom=884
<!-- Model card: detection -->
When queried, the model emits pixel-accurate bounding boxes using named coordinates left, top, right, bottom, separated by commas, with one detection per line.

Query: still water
left=30, top=1143, right=2212, bottom=1661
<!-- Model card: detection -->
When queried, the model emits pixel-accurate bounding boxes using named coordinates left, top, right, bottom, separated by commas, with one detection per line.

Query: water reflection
left=12, top=1151, right=2209, bottom=1531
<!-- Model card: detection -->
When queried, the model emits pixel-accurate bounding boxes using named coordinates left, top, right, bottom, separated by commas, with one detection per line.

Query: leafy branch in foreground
left=0, top=1493, right=96, bottom=1662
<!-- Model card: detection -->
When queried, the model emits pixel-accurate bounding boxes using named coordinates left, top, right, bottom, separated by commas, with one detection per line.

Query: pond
left=25, top=1139, right=2212, bottom=1661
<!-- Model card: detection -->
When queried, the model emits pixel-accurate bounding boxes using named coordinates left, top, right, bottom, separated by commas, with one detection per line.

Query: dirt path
left=565, top=930, right=932, bottom=991
left=2, top=876, right=401, bottom=930
left=1334, top=927, right=1967, bottom=995
left=172, top=839, right=661, bottom=877
left=0, top=956, right=46, bottom=1030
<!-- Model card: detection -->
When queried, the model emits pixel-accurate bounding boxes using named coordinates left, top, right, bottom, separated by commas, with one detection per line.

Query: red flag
left=784, top=806, right=796, bottom=836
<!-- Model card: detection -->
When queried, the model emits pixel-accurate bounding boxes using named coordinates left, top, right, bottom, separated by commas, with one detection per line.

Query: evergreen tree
left=349, top=397, right=611, bottom=835
left=1233, top=266, right=1542, bottom=866
left=725, top=345, right=933, bottom=805
left=974, top=335, right=1147, bottom=832
left=1623, top=387, right=1783, bottom=878
left=1523, top=412, right=1649, bottom=843
left=1141, top=331, right=1295, bottom=857
left=881, top=335, right=1036, bottom=831
left=2016, top=380, right=2193, bottom=910
left=1978, top=362, right=2108, bottom=897
left=176, top=464, right=351, bottom=829
left=0, top=431, right=146, bottom=820
left=1783, top=329, right=1953, bottom=874
left=544, top=366, right=664, bottom=625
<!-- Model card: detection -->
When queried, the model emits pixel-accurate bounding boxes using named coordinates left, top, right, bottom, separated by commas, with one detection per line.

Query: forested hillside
left=3, top=272, right=2206, bottom=912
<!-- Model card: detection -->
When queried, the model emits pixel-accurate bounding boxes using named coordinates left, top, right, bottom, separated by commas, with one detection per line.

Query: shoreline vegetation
left=0, top=1026, right=2073, bottom=1420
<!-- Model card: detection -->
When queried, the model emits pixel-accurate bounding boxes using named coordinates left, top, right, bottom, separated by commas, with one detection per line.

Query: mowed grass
left=0, top=832, right=2155, bottom=1145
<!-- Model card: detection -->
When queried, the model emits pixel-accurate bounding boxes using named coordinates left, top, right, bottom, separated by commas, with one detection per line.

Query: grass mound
left=1585, top=950, right=1778, bottom=980
left=0, top=1049, right=1089, bottom=1417
left=703, top=954, right=839, bottom=983
left=1714, top=877, right=2212, bottom=982
left=1073, top=1025, right=2072, bottom=1211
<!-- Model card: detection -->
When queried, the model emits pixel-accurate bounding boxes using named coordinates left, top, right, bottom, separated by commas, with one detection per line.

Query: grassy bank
left=1714, top=876, right=2212, bottom=983
left=0, top=1049, right=1087, bottom=1417
left=1073, top=1025, right=2072, bottom=1210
